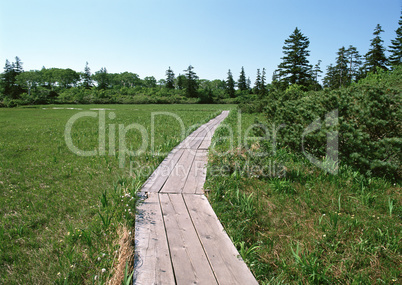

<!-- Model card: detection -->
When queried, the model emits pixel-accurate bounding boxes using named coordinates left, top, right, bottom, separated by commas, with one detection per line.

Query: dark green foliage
left=1, top=57, right=24, bottom=99
left=364, top=24, right=388, bottom=73
left=238, top=66, right=247, bottom=91
left=225, top=69, right=236, bottom=98
left=93, top=67, right=109, bottom=90
left=276, top=27, right=312, bottom=89
left=253, top=69, right=261, bottom=94
left=82, top=62, right=93, bottom=89
left=388, top=12, right=402, bottom=67
left=165, top=67, right=175, bottom=89
left=263, top=66, right=402, bottom=180
left=184, top=65, right=199, bottom=98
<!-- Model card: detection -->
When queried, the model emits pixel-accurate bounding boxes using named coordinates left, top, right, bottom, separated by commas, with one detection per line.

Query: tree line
left=1, top=13, right=401, bottom=106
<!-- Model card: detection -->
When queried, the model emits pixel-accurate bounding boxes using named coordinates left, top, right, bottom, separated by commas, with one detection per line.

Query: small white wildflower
left=323, top=234, right=326, bottom=237
left=94, top=275, right=98, bottom=280
left=322, top=214, right=325, bottom=216
left=97, top=257, right=101, bottom=261
left=129, top=231, right=132, bottom=235
left=101, top=268, right=106, bottom=273
left=57, top=272, right=61, bottom=276
left=102, top=253, right=106, bottom=257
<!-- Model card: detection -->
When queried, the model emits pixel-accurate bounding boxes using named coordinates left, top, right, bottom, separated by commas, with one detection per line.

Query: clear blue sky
left=1, top=0, right=401, bottom=83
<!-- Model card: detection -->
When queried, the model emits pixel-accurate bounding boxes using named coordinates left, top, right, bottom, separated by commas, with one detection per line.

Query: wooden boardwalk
left=134, top=111, right=258, bottom=285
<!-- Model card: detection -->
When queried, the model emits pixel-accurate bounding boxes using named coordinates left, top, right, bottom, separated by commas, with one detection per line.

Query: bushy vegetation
left=240, top=66, right=402, bottom=180
left=206, top=109, right=401, bottom=284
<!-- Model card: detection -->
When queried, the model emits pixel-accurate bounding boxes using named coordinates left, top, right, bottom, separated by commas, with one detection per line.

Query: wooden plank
left=140, top=149, right=185, bottom=194
left=160, top=149, right=196, bottom=194
left=159, top=193, right=218, bottom=285
left=133, top=193, right=175, bottom=284
left=182, top=150, right=208, bottom=194
left=183, top=194, right=259, bottom=285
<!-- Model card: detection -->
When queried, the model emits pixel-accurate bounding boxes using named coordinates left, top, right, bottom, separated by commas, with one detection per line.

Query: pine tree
left=345, top=45, right=362, bottom=82
left=260, top=68, right=267, bottom=97
left=82, top=62, right=93, bottom=89
left=365, top=24, right=388, bottom=73
left=166, top=67, right=175, bottom=89
left=335, top=47, right=350, bottom=87
left=246, top=77, right=251, bottom=91
left=277, top=27, right=312, bottom=88
left=184, top=65, right=198, bottom=98
left=311, top=60, right=323, bottom=90
left=226, top=69, right=235, bottom=98
left=94, top=67, right=109, bottom=90
left=176, top=74, right=185, bottom=90
left=389, top=13, right=402, bottom=67
left=1, top=57, right=24, bottom=98
left=254, top=69, right=261, bottom=94
left=237, top=66, right=247, bottom=91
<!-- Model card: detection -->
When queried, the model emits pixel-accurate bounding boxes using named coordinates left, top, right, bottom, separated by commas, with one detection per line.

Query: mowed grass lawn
left=0, top=104, right=235, bottom=284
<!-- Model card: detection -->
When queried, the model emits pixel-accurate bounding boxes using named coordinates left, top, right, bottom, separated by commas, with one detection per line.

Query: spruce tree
left=1, top=57, right=24, bottom=98
left=237, top=66, right=247, bottom=91
left=260, top=68, right=267, bottom=97
left=365, top=24, right=388, bottom=73
left=226, top=69, right=235, bottom=98
left=166, top=67, right=175, bottom=89
left=389, top=13, right=402, bottom=67
left=254, top=69, right=261, bottom=94
left=335, top=47, right=350, bottom=87
left=345, top=45, right=363, bottom=81
left=94, top=67, right=109, bottom=90
left=276, top=27, right=312, bottom=88
left=82, top=62, right=93, bottom=89
left=184, top=65, right=198, bottom=98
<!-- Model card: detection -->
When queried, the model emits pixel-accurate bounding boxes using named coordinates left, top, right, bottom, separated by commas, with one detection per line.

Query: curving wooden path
left=133, top=111, right=258, bottom=285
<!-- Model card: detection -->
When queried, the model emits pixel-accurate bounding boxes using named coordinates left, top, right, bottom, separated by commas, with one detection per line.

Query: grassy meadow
left=0, top=104, right=234, bottom=284
left=206, top=110, right=401, bottom=284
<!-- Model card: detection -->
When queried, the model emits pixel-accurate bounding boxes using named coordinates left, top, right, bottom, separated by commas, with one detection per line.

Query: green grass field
left=0, top=104, right=235, bottom=284
left=206, top=110, right=401, bottom=284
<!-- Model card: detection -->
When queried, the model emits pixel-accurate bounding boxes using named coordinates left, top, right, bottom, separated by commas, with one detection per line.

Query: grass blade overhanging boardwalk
left=134, top=111, right=258, bottom=285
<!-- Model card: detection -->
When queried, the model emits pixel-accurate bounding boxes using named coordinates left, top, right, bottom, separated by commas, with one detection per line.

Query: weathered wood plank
left=182, top=150, right=208, bottom=194
left=160, top=193, right=218, bottom=285
left=133, top=193, right=175, bottom=284
left=160, top=149, right=195, bottom=194
left=140, top=149, right=185, bottom=194
left=183, top=194, right=259, bottom=285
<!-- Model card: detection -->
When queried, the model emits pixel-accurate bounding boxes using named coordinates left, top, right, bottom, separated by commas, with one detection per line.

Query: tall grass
left=0, top=104, right=234, bottom=284
left=206, top=109, right=401, bottom=284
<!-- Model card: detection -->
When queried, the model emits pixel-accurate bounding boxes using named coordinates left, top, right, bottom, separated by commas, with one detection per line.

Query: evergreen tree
left=166, top=67, right=175, bottom=89
left=260, top=68, right=267, bottom=97
left=246, top=77, right=251, bottom=91
left=311, top=60, right=323, bottom=90
left=276, top=27, right=312, bottom=88
left=335, top=47, right=350, bottom=87
left=365, top=24, right=388, bottom=73
left=345, top=45, right=363, bottom=82
left=254, top=68, right=261, bottom=94
left=93, top=67, right=109, bottom=90
left=237, top=66, right=247, bottom=91
left=176, top=74, right=186, bottom=90
left=184, top=65, right=198, bottom=98
left=1, top=57, right=24, bottom=98
left=388, top=13, right=402, bottom=67
left=225, top=69, right=236, bottom=98
left=82, top=62, right=93, bottom=89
